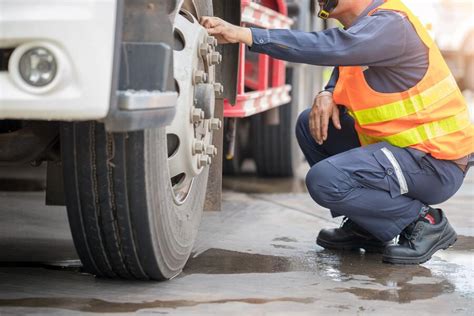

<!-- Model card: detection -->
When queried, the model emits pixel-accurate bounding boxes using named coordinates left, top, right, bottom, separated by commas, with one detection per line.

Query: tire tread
left=62, top=122, right=151, bottom=279
left=252, top=102, right=294, bottom=177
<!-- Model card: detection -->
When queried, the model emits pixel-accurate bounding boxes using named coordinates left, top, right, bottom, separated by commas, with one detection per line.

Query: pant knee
left=295, top=108, right=311, bottom=143
left=305, top=161, right=353, bottom=208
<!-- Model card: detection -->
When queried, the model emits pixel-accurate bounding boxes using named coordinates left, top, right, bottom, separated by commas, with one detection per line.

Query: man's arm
left=323, top=68, right=339, bottom=93
left=200, top=16, right=253, bottom=45
left=249, top=11, right=408, bottom=67
left=200, top=12, right=408, bottom=145
left=202, top=11, right=409, bottom=67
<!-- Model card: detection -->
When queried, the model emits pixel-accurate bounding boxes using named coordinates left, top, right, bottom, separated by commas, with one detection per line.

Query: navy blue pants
left=296, top=108, right=465, bottom=241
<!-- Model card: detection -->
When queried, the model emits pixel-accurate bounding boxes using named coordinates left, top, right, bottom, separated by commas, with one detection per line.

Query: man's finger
left=200, top=16, right=219, bottom=29
left=313, top=107, right=322, bottom=144
left=314, top=96, right=323, bottom=144
left=309, top=109, right=319, bottom=142
left=207, top=25, right=225, bottom=36
left=332, top=105, right=341, bottom=130
left=199, top=16, right=211, bottom=27
left=321, top=108, right=330, bottom=141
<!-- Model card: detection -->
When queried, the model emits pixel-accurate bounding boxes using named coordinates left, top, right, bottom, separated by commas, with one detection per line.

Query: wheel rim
left=166, top=9, right=222, bottom=205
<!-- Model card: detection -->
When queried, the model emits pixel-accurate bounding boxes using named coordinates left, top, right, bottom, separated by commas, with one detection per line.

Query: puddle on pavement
left=185, top=249, right=299, bottom=274
left=185, top=236, right=474, bottom=303
left=1, top=240, right=471, bottom=311
left=0, top=296, right=316, bottom=313
left=0, top=260, right=82, bottom=272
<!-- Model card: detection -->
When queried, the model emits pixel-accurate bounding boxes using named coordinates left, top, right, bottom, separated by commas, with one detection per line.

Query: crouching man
left=200, top=0, right=474, bottom=264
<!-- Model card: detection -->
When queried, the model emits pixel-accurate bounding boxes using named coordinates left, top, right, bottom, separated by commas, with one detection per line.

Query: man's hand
left=309, top=91, right=341, bottom=145
left=200, top=16, right=253, bottom=46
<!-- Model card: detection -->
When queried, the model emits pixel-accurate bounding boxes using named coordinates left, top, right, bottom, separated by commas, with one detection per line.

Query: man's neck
left=338, top=0, right=375, bottom=27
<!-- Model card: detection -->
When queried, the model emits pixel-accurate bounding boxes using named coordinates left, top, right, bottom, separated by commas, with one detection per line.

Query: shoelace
left=400, top=222, right=423, bottom=248
left=340, top=217, right=355, bottom=230
left=339, top=217, right=373, bottom=239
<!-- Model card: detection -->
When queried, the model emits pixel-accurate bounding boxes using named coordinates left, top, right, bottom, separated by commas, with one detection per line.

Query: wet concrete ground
left=0, top=165, right=473, bottom=315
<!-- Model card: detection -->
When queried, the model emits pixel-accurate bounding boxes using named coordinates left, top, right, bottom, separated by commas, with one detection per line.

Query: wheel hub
left=166, top=10, right=222, bottom=204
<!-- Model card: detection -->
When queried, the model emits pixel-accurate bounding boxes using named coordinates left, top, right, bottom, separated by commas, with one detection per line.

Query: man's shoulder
left=369, top=8, right=408, bottom=22
left=348, top=9, right=407, bottom=34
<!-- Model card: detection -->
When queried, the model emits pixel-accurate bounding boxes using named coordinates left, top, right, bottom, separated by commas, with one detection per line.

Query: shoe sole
left=382, top=227, right=457, bottom=265
left=316, top=237, right=387, bottom=254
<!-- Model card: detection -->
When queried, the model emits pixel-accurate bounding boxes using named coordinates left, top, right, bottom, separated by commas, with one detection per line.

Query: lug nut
left=205, top=145, right=218, bottom=157
left=206, top=36, right=218, bottom=46
left=193, top=140, right=205, bottom=154
left=209, top=52, right=222, bottom=65
left=191, top=107, right=205, bottom=123
left=209, top=118, right=222, bottom=131
left=200, top=43, right=211, bottom=58
left=198, top=155, right=212, bottom=168
left=193, top=70, right=207, bottom=84
left=213, top=83, right=224, bottom=95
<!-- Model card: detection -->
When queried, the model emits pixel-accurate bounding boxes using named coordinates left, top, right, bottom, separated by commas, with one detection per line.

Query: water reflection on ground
left=185, top=235, right=473, bottom=303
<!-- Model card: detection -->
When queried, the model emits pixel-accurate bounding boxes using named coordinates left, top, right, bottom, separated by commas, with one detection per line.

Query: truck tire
left=223, top=118, right=250, bottom=175
left=61, top=124, right=208, bottom=280
left=223, top=120, right=242, bottom=175
left=251, top=103, right=294, bottom=177
left=61, top=3, right=220, bottom=280
left=251, top=69, right=304, bottom=177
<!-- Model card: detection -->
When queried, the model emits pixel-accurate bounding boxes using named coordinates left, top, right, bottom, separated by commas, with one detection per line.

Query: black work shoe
left=382, top=209, right=457, bottom=264
left=316, top=218, right=391, bottom=253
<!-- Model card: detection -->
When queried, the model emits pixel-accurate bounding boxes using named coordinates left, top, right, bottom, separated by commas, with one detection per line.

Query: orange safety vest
left=333, top=0, right=474, bottom=160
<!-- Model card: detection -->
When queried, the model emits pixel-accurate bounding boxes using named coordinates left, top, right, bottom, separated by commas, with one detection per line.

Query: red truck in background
left=0, top=0, right=324, bottom=280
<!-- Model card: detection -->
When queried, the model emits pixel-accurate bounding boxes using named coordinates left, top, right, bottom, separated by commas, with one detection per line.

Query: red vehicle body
left=225, top=0, right=292, bottom=118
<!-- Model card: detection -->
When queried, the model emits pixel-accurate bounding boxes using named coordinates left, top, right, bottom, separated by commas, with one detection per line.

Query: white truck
left=0, top=0, right=323, bottom=280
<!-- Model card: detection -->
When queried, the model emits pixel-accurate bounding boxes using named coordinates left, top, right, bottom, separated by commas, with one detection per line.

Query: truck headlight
left=19, top=47, right=57, bottom=87
left=8, top=42, right=67, bottom=94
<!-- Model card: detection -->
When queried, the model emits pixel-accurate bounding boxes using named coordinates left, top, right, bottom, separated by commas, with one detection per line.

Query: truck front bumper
left=0, top=0, right=120, bottom=121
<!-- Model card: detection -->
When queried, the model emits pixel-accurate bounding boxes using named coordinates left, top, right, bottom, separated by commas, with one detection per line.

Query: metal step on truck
left=0, top=0, right=324, bottom=280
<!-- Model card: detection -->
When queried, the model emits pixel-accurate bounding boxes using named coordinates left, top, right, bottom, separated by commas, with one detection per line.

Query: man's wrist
left=318, top=90, right=333, bottom=96
left=239, top=27, right=253, bottom=46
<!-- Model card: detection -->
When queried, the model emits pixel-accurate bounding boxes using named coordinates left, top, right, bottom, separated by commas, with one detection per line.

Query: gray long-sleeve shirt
left=249, top=0, right=429, bottom=93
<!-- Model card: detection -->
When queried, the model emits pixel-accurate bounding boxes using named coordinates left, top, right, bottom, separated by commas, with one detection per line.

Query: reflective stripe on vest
left=358, top=109, right=471, bottom=147
left=352, top=75, right=458, bottom=125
